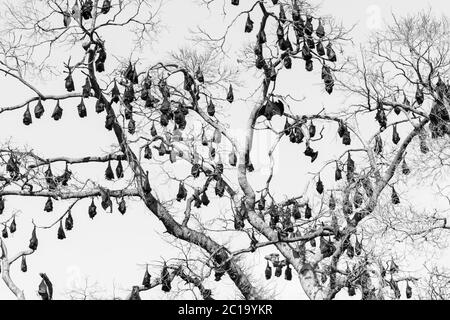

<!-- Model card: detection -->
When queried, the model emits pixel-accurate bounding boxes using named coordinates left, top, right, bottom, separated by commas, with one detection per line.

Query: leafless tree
left=334, top=10, right=450, bottom=299
left=0, top=0, right=448, bottom=301
left=64, top=276, right=106, bottom=300
left=419, top=266, right=450, bottom=300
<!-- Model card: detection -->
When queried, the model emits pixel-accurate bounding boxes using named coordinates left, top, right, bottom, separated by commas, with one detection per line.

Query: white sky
left=0, top=0, right=449, bottom=300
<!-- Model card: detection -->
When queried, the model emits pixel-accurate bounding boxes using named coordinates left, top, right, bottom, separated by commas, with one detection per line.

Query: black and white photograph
left=0, top=0, right=449, bottom=308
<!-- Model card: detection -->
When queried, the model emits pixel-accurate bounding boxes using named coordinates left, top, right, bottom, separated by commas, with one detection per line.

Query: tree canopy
left=0, top=0, right=449, bottom=300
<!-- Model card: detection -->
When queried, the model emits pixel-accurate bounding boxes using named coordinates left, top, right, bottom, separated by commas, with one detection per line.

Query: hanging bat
left=256, top=99, right=285, bottom=121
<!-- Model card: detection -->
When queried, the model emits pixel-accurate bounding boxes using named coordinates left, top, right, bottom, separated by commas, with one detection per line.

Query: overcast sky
left=0, top=0, right=449, bottom=300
